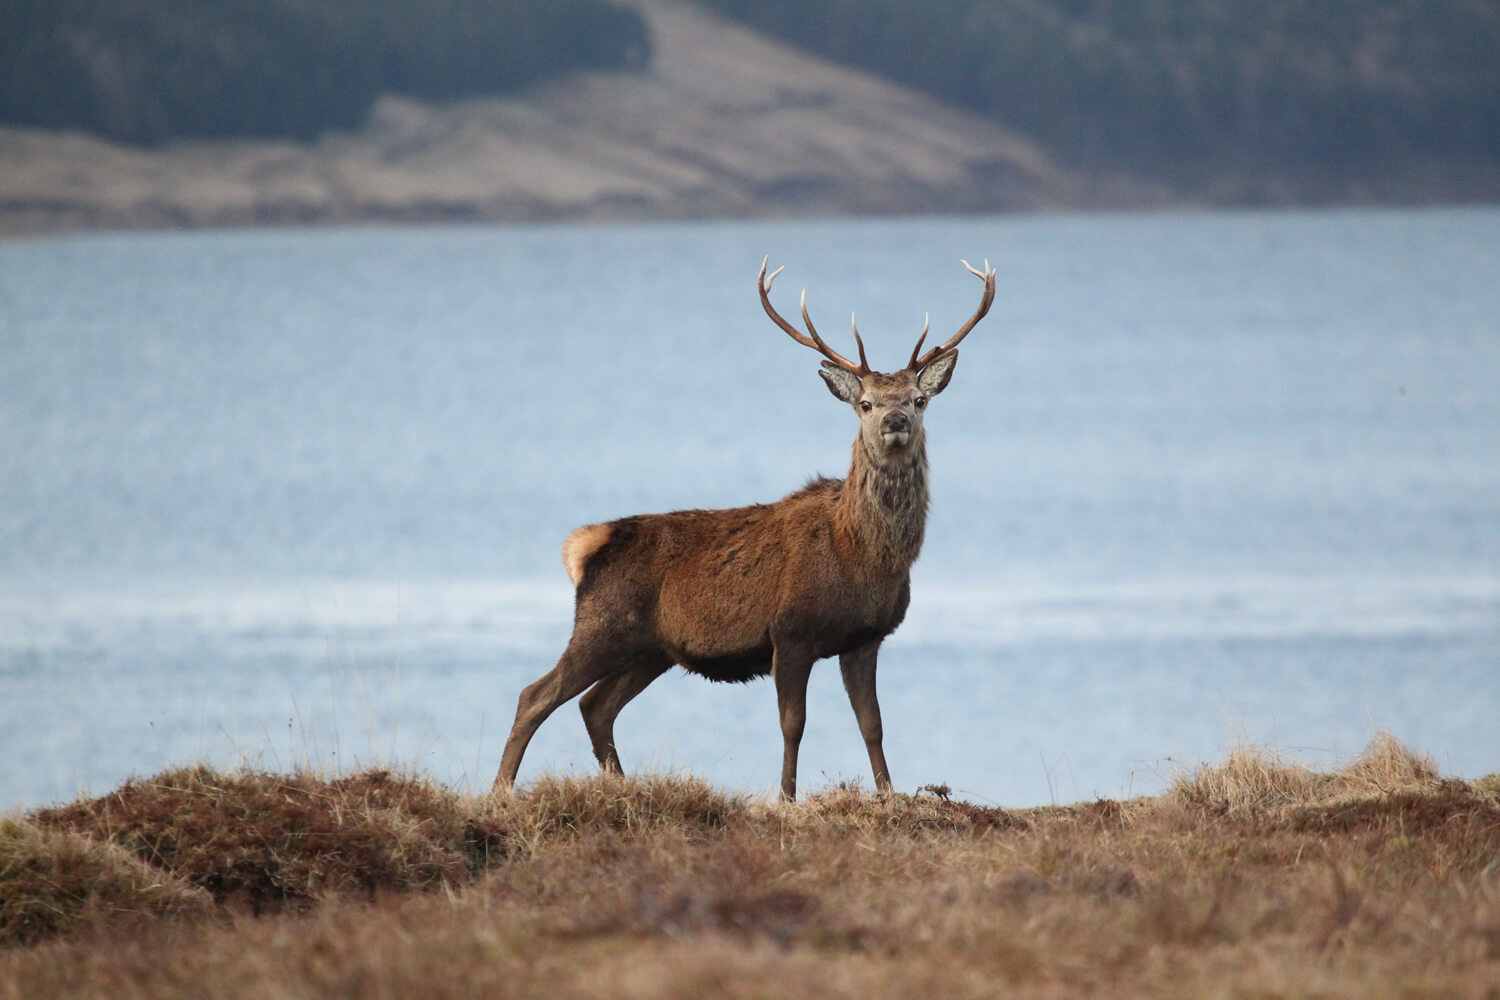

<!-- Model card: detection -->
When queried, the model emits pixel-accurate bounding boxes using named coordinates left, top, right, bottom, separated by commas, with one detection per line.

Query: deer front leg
left=771, top=641, right=816, bottom=802
left=840, top=641, right=893, bottom=793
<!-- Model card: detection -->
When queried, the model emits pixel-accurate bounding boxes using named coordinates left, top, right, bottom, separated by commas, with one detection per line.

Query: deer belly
left=677, top=645, right=774, bottom=684
left=812, top=623, right=895, bottom=660
left=657, top=572, right=778, bottom=681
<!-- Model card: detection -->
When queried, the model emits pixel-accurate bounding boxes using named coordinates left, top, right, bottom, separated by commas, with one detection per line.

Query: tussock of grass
left=6, top=734, right=1499, bottom=997
left=493, top=772, right=743, bottom=855
left=1168, top=730, right=1449, bottom=816
left=772, top=780, right=1015, bottom=837
left=0, top=819, right=211, bottom=946
left=31, top=766, right=491, bottom=913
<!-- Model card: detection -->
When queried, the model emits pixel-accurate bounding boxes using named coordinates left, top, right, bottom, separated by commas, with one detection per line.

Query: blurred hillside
left=1, top=0, right=1495, bottom=235
left=695, top=0, right=1500, bottom=204
left=0, top=1, right=1122, bottom=234
left=0, top=0, right=649, bottom=144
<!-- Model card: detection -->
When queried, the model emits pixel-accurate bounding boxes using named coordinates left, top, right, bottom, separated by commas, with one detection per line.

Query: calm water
left=2, top=208, right=1497, bottom=809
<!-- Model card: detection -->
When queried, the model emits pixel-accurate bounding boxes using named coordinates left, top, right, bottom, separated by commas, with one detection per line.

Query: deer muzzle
left=880, top=411, right=912, bottom=449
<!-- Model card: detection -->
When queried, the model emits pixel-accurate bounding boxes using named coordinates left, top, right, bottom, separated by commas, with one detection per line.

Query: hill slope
left=0, top=0, right=1149, bottom=235
left=695, top=0, right=1500, bottom=200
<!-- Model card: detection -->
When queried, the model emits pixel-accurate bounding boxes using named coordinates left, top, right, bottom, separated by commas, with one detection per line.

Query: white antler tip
left=961, top=257, right=996, bottom=280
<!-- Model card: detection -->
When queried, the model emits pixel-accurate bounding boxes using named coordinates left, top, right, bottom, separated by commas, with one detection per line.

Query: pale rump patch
left=561, top=523, right=612, bottom=587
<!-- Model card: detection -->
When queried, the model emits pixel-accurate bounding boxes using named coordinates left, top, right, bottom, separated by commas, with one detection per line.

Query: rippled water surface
left=2, top=208, right=1497, bottom=807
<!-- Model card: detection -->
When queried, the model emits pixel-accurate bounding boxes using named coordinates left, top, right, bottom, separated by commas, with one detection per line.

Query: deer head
left=758, top=257, right=997, bottom=467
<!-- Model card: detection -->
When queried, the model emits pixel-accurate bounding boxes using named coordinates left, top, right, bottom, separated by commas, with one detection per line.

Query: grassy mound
left=0, top=819, right=211, bottom=946
left=31, top=767, right=493, bottom=913
left=6, top=735, right=1498, bottom=997
left=487, top=772, right=744, bottom=850
left=1169, top=730, right=1452, bottom=814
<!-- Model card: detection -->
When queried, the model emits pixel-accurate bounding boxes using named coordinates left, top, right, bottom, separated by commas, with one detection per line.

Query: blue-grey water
left=2, top=208, right=1497, bottom=809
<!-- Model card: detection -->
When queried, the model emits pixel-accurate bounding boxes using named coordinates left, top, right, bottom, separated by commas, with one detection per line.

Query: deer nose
left=881, top=411, right=910, bottom=435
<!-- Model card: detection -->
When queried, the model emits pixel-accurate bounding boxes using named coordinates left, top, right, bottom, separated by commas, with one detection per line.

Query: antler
left=907, top=259, right=996, bottom=371
left=759, top=257, right=871, bottom=376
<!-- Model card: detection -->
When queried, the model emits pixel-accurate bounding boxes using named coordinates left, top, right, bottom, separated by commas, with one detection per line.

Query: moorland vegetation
left=3, top=734, right=1498, bottom=997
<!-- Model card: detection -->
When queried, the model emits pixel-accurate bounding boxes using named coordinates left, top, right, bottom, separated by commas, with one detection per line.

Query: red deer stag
left=495, top=258, right=996, bottom=800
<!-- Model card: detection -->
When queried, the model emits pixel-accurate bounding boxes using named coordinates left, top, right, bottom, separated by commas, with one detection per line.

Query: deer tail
left=561, top=523, right=613, bottom=588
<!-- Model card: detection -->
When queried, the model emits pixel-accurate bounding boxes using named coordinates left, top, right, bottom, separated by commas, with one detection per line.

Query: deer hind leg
left=840, top=641, right=893, bottom=793
left=494, top=634, right=630, bottom=794
left=771, top=640, right=817, bottom=802
left=579, top=654, right=672, bottom=774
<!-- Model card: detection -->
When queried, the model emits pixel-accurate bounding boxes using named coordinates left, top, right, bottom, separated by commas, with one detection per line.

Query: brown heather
left=4, top=734, right=1499, bottom=998
left=0, top=819, right=211, bottom=946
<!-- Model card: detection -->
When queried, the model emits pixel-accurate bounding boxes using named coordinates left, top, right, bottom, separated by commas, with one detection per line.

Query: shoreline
left=4, top=182, right=1495, bottom=244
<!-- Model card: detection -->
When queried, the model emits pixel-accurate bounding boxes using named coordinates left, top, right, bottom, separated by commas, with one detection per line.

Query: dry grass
left=30, top=766, right=494, bottom=914
left=1169, top=731, right=1450, bottom=815
left=0, top=820, right=211, bottom=946
left=5, top=735, right=1500, bottom=998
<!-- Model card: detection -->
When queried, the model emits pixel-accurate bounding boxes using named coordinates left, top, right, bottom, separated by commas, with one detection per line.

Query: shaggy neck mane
left=836, top=437, right=930, bottom=570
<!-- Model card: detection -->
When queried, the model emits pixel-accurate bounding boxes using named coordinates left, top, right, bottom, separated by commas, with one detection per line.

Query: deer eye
left=914, top=396, right=927, bottom=409
left=859, top=400, right=873, bottom=412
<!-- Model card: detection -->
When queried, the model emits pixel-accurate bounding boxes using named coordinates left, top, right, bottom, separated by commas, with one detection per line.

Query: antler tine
left=849, top=312, right=871, bottom=374
left=909, top=258, right=997, bottom=371
left=905, top=313, right=930, bottom=371
left=800, top=292, right=867, bottom=375
left=758, top=257, right=815, bottom=347
left=757, top=257, right=869, bottom=375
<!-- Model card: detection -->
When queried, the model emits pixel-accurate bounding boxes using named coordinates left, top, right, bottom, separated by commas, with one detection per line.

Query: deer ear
left=818, top=363, right=863, bottom=404
left=916, top=350, right=958, bottom=397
